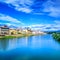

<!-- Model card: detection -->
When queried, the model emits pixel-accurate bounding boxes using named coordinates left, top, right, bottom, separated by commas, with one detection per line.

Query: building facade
left=9, top=29, right=18, bottom=35
left=0, top=26, right=9, bottom=35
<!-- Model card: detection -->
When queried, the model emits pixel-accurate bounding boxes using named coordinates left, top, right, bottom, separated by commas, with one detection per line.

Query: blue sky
left=0, top=0, right=60, bottom=31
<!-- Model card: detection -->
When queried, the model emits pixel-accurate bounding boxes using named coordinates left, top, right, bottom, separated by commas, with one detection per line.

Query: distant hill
left=44, top=30, right=60, bottom=34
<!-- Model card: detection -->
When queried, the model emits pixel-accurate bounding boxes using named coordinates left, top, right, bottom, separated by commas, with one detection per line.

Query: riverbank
left=0, top=33, right=46, bottom=39
left=0, top=34, right=32, bottom=39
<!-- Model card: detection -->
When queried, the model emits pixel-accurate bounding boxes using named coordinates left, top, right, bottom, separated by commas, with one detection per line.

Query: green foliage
left=52, top=33, right=60, bottom=41
left=0, top=34, right=35, bottom=39
left=0, top=36, right=18, bottom=39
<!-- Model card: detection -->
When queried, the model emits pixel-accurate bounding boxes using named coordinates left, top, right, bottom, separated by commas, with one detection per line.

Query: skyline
left=0, top=0, right=60, bottom=31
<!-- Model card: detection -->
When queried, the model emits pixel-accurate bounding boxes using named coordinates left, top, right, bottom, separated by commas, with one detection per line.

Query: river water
left=0, top=34, right=60, bottom=60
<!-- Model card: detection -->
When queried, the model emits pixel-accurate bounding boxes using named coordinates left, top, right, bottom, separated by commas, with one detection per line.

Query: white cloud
left=0, top=0, right=60, bottom=16
left=43, top=0, right=60, bottom=17
left=16, top=7, right=32, bottom=13
left=6, top=23, right=18, bottom=27
left=32, top=12, right=44, bottom=15
left=54, top=20, right=60, bottom=24
left=0, top=22, right=15, bottom=26
left=2, top=0, right=34, bottom=13
left=0, top=13, right=25, bottom=28
left=29, top=24, right=45, bottom=27
left=0, top=13, right=24, bottom=25
left=28, top=23, right=60, bottom=31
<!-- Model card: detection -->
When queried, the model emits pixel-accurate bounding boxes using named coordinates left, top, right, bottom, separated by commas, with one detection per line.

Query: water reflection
left=0, top=39, right=9, bottom=51
left=0, top=35, right=60, bottom=60
left=0, top=34, right=60, bottom=51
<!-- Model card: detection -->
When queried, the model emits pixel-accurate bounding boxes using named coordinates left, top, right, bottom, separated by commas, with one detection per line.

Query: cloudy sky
left=0, top=0, right=60, bottom=31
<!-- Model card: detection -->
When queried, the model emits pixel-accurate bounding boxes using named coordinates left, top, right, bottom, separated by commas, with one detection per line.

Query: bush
left=52, top=33, right=60, bottom=41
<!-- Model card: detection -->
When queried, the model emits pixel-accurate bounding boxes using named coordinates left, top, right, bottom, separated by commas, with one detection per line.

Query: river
left=0, top=34, right=60, bottom=60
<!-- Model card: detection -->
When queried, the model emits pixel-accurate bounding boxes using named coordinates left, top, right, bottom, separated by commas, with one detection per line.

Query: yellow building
left=9, top=29, right=18, bottom=35
left=22, top=29, right=32, bottom=34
